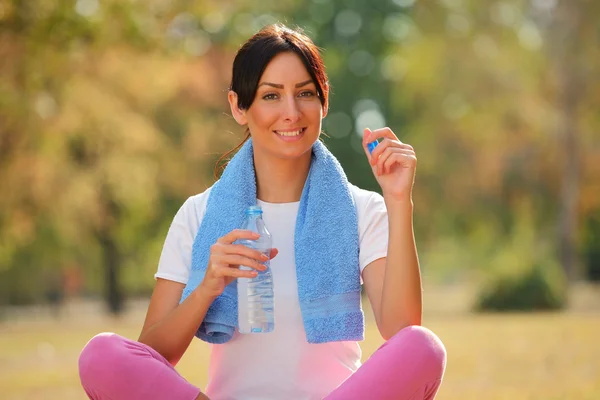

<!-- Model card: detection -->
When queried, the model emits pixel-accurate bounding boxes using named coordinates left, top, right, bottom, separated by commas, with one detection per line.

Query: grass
left=1, top=283, right=599, bottom=400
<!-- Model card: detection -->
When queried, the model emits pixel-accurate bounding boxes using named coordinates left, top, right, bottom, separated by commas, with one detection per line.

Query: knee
left=391, top=325, right=447, bottom=379
left=78, top=332, right=125, bottom=387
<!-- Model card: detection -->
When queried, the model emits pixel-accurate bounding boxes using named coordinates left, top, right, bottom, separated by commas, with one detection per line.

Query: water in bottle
left=236, top=205, right=275, bottom=333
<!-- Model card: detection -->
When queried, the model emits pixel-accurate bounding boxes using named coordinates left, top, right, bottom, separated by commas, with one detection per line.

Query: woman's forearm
left=380, top=197, right=423, bottom=338
left=138, top=287, right=215, bottom=365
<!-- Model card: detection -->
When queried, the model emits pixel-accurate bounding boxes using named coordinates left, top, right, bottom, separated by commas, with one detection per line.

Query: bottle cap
left=367, top=140, right=379, bottom=154
left=245, top=205, right=263, bottom=215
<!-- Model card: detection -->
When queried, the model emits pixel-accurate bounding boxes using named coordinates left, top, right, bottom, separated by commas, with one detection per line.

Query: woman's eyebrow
left=258, top=79, right=314, bottom=89
left=295, top=79, right=314, bottom=88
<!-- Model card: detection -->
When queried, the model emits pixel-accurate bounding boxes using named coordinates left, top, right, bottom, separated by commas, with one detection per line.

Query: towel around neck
left=180, top=138, right=364, bottom=344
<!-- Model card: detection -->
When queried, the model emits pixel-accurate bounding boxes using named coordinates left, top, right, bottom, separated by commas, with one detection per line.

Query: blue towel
left=180, top=138, right=364, bottom=344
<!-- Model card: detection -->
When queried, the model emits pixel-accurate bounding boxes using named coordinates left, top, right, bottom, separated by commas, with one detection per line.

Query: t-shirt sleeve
left=154, top=193, right=206, bottom=284
left=358, top=191, right=389, bottom=274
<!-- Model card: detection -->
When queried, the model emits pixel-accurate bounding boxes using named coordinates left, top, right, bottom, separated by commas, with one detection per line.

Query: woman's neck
left=253, top=150, right=312, bottom=203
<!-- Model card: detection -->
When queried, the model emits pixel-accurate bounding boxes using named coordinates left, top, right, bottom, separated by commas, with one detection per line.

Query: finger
left=215, top=265, right=258, bottom=279
left=217, top=229, right=260, bottom=245
left=370, top=138, right=409, bottom=168
left=379, top=151, right=417, bottom=175
left=366, top=127, right=401, bottom=145
left=376, top=146, right=394, bottom=176
left=375, top=148, right=412, bottom=175
left=362, top=127, right=371, bottom=146
left=269, top=248, right=279, bottom=259
left=214, top=254, right=267, bottom=271
left=372, top=140, right=415, bottom=162
left=370, top=138, right=392, bottom=166
left=223, top=244, right=270, bottom=262
left=362, top=128, right=375, bottom=162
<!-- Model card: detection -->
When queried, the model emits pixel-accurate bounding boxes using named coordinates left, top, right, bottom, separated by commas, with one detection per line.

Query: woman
left=78, top=24, right=446, bottom=400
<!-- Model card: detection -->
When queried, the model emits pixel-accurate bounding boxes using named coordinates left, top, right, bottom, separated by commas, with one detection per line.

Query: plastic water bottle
left=236, top=205, right=275, bottom=333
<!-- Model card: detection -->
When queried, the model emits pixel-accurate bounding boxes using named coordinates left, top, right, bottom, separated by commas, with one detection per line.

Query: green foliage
left=474, top=202, right=568, bottom=311
left=583, top=212, right=600, bottom=281
left=475, top=260, right=567, bottom=312
left=1, top=0, right=600, bottom=312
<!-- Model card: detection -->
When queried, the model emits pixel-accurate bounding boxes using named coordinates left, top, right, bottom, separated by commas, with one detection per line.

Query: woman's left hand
left=362, top=127, right=417, bottom=202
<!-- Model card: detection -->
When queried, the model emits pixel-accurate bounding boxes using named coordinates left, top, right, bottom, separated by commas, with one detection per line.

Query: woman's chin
left=268, top=141, right=315, bottom=161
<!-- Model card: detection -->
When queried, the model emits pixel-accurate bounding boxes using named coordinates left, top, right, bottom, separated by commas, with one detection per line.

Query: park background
left=1, top=0, right=599, bottom=399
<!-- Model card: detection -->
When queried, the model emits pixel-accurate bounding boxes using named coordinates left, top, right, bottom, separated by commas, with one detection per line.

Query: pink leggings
left=79, top=325, right=446, bottom=400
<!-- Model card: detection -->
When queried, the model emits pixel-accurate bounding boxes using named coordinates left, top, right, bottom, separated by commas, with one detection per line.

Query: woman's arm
left=138, top=229, right=275, bottom=365
left=363, top=199, right=422, bottom=341
left=138, top=279, right=214, bottom=366
left=361, top=127, right=422, bottom=341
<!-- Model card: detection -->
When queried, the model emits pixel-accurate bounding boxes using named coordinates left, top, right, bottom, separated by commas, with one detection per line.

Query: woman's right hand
left=198, top=229, right=278, bottom=299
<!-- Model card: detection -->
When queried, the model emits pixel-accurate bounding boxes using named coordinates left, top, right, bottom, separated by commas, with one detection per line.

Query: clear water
left=236, top=206, right=275, bottom=334
left=238, top=245, right=275, bottom=333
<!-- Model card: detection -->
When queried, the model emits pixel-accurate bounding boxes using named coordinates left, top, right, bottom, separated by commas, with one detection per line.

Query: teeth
left=276, top=129, right=303, bottom=137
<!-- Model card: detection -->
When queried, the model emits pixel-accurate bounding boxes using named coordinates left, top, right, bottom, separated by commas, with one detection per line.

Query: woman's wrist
left=384, top=194, right=413, bottom=213
left=193, top=282, right=219, bottom=303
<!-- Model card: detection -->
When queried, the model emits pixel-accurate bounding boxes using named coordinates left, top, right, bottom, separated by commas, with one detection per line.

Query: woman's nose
left=282, top=97, right=301, bottom=122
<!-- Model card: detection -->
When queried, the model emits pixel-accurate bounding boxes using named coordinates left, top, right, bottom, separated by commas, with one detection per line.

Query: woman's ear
left=228, top=91, right=248, bottom=125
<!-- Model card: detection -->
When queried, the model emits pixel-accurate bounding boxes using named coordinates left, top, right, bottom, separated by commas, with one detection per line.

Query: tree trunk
left=551, top=1, right=584, bottom=280
left=99, top=232, right=123, bottom=315
left=557, top=88, right=580, bottom=280
left=96, top=185, right=124, bottom=315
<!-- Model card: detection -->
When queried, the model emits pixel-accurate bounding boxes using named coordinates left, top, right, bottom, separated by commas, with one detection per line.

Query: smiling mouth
left=274, top=127, right=306, bottom=137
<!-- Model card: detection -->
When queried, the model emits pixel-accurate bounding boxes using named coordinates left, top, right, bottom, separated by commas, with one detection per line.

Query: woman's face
left=230, top=51, right=327, bottom=160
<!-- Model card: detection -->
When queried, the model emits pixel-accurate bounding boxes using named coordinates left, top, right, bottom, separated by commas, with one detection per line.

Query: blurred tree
left=198, top=0, right=600, bottom=280
left=0, top=0, right=226, bottom=313
left=1, top=0, right=599, bottom=316
left=354, top=0, right=600, bottom=280
left=542, top=0, right=599, bottom=280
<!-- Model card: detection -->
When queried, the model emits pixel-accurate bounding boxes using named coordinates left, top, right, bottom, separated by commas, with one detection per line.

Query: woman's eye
left=261, top=91, right=314, bottom=100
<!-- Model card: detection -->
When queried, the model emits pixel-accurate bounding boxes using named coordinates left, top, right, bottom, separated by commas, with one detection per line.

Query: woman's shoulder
left=349, top=183, right=383, bottom=202
left=176, top=185, right=214, bottom=226
left=188, top=185, right=213, bottom=207
left=348, top=183, right=385, bottom=215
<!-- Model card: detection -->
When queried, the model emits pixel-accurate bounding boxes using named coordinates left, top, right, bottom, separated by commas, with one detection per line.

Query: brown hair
left=214, top=24, right=329, bottom=179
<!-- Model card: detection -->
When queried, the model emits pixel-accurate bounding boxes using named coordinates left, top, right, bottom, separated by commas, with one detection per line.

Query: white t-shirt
left=155, top=184, right=389, bottom=400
